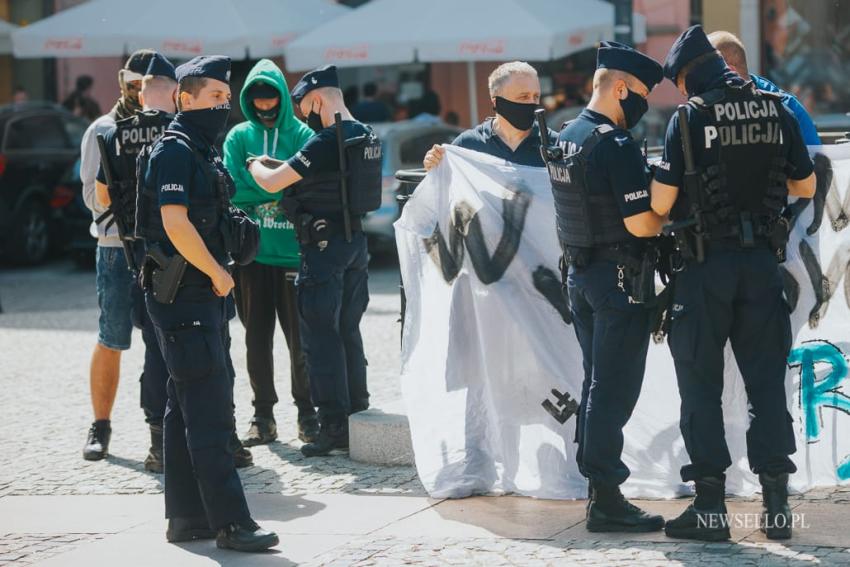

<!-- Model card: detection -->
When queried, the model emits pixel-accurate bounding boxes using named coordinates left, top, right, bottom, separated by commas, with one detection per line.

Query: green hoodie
left=223, top=59, right=314, bottom=268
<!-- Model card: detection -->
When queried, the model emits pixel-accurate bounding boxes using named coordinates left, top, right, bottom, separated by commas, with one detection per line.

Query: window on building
left=761, top=0, right=850, bottom=117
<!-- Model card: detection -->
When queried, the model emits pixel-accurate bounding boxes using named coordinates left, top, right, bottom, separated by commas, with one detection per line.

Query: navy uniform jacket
left=559, top=109, right=653, bottom=223
left=452, top=118, right=557, bottom=167
left=143, top=119, right=225, bottom=257
left=96, top=111, right=172, bottom=186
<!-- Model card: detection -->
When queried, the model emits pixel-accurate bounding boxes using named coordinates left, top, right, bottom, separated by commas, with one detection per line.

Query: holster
left=142, top=247, right=187, bottom=304
left=767, top=214, right=791, bottom=263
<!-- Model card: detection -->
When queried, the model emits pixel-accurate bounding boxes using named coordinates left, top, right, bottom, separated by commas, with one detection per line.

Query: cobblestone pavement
left=0, top=257, right=421, bottom=499
left=312, top=538, right=850, bottom=566
left=0, top=534, right=104, bottom=566
left=2, top=258, right=849, bottom=566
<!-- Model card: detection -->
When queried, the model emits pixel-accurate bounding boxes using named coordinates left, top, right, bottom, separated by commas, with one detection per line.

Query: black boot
left=760, top=472, right=792, bottom=540
left=297, top=412, right=320, bottom=444
left=585, top=483, right=664, bottom=533
left=300, top=420, right=348, bottom=457
left=242, top=416, right=278, bottom=447
left=166, top=516, right=216, bottom=542
left=144, top=424, right=164, bottom=474
left=83, top=420, right=111, bottom=461
left=231, top=431, right=254, bottom=468
left=216, top=519, right=279, bottom=552
left=665, top=476, right=730, bottom=541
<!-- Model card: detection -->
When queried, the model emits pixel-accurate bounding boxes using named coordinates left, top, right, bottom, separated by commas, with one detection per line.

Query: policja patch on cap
left=662, top=25, right=716, bottom=82
left=175, top=55, right=232, bottom=84
left=145, top=52, right=176, bottom=81
left=291, top=65, right=339, bottom=103
left=596, top=41, right=663, bottom=91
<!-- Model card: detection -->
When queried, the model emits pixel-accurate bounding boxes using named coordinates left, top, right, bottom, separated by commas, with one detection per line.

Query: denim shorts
left=96, top=246, right=134, bottom=351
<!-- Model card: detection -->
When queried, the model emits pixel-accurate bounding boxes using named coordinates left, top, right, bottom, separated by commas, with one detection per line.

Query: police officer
left=248, top=65, right=382, bottom=457
left=94, top=53, right=177, bottom=473
left=548, top=42, right=667, bottom=532
left=650, top=26, right=816, bottom=541
left=136, top=55, right=277, bottom=551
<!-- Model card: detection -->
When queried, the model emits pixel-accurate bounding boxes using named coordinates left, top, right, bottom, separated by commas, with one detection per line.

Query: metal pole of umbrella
left=394, top=168, right=427, bottom=347
left=466, top=61, right=478, bottom=126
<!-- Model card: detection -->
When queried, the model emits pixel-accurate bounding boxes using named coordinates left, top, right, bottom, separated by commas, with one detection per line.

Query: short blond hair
left=707, top=30, right=749, bottom=76
left=488, top=61, right=538, bottom=97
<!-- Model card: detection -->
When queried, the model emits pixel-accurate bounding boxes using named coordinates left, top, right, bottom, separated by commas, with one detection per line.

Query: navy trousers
left=131, top=283, right=168, bottom=426
left=669, top=247, right=796, bottom=482
left=297, top=231, right=370, bottom=423
left=568, top=259, right=652, bottom=487
left=146, top=291, right=251, bottom=528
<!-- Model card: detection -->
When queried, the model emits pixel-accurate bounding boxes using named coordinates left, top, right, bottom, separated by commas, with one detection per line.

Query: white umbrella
left=12, top=0, right=348, bottom=59
left=284, top=0, right=620, bottom=120
left=0, top=19, right=18, bottom=55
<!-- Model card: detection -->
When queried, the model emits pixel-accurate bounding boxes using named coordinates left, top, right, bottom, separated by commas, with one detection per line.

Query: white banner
left=396, top=144, right=850, bottom=500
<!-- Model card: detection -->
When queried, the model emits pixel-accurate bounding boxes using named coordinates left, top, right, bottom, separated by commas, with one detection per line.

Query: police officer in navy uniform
left=136, top=55, right=278, bottom=552
left=650, top=26, right=816, bottom=541
left=548, top=42, right=667, bottom=532
left=94, top=53, right=177, bottom=473
left=248, top=65, right=382, bottom=457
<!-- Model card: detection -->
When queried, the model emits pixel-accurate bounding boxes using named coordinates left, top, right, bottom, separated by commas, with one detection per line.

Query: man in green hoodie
left=223, top=59, right=318, bottom=445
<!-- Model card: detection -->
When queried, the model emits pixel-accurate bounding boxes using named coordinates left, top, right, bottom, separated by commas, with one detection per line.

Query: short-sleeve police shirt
left=287, top=120, right=371, bottom=178
left=654, top=94, right=814, bottom=189
left=451, top=118, right=557, bottom=167
left=558, top=109, right=653, bottom=219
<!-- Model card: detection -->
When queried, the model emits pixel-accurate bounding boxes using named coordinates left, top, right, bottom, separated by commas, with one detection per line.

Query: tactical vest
left=106, top=111, right=170, bottom=235
left=290, top=127, right=383, bottom=218
left=548, top=124, right=633, bottom=249
left=675, top=83, right=788, bottom=239
left=135, top=130, right=230, bottom=261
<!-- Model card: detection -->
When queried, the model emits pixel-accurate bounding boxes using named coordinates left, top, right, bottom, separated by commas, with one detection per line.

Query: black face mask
left=619, top=89, right=648, bottom=129
left=254, top=104, right=279, bottom=123
left=306, top=102, right=324, bottom=132
left=178, top=102, right=231, bottom=146
left=493, top=96, right=538, bottom=131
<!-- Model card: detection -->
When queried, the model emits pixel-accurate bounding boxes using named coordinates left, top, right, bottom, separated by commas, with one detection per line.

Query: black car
left=0, top=102, right=89, bottom=265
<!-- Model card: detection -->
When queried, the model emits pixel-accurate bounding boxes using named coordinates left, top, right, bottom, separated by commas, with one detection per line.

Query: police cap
left=124, top=49, right=157, bottom=81
left=596, top=41, right=663, bottom=90
left=175, top=55, right=231, bottom=84
left=291, top=65, right=339, bottom=104
left=145, top=53, right=176, bottom=81
left=663, top=25, right=716, bottom=82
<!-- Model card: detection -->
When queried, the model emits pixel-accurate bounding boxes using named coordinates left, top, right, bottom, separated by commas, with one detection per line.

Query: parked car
left=0, top=102, right=89, bottom=264
left=364, top=120, right=462, bottom=253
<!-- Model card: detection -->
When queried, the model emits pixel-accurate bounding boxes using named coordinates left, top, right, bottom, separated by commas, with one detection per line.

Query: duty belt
left=295, top=214, right=363, bottom=250
left=563, top=243, right=644, bottom=270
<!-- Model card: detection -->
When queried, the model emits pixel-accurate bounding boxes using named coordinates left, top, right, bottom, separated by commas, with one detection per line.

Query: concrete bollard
left=349, top=401, right=414, bottom=466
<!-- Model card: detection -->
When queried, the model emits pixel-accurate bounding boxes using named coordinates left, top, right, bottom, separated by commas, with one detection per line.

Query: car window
left=4, top=114, right=70, bottom=151
left=399, top=129, right=457, bottom=168
left=64, top=117, right=88, bottom=148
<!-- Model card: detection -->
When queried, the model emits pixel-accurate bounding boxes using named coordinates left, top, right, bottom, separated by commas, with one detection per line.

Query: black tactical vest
left=135, top=130, right=230, bottom=261
left=674, top=84, right=788, bottom=235
left=107, top=111, right=171, bottom=235
left=290, top=127, right=383, bottom=218
left=548, top=124, right=633, bottom=248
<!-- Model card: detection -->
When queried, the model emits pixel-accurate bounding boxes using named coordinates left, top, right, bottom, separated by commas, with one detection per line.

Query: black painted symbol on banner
left=542, top=388, right=579, bottom=424
left=424, top=190, right=532, bottom=285
left=532, top=266, right=572, bottom=325
left=798, top=238, right=850, bottom=328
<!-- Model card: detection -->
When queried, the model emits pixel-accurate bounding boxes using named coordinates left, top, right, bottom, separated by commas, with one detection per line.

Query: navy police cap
left=124, top=49, right=156, bottom=76
left=145, top=52, right=176, bottom=81
left=175, top=55, right=231, bottom=84
left=663, top=25, right=716, bottom=82
left=596, top=41, right=663, bottom=91
left=291, top=65, right=339, bottom=103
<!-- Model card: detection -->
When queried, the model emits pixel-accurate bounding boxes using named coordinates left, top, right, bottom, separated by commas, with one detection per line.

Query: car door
left=2, top=111, right=76, bottom=203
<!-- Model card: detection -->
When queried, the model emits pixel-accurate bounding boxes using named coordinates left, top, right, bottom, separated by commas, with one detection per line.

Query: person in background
left=411, top=90, right=442, bottom=124
left=708, top=31, right=821, bottom=145
left=352, top=82, right=390, bottom=123
left=63, top=75, right=102, bottom=121
left=222, top=59, right=318, bottom=447
left=12, top=86, right=28, bottom=104
left=79, top=50, right=156, bottom=463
